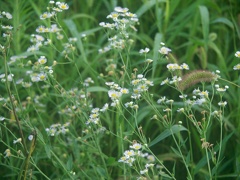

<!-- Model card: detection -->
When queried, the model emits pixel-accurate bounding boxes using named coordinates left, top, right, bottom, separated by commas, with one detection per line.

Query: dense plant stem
left=3, top=47, right=28, bottom=157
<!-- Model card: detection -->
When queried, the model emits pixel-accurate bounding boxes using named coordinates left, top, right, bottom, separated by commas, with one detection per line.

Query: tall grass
left=0, top=0, right=240, bottom=179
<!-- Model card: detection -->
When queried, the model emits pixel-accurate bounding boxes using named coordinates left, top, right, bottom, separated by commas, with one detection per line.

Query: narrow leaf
left=199, top=5, right=209, bottom=41
left=149, top=125, right=188, bottom=147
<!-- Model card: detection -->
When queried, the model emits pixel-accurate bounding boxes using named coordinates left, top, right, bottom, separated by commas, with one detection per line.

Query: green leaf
left=199, top=5, right=209, bottom=41
left=152, top=33, right=163, bottom=78
left=149, top=125, right=188, bottom=147
left=87, top=86, right=108, bottom=92
left=171, top=146, right=181, bottom=157
left=107, top=157, right=116, bottom=166
left=66, top=155, right=73, bottom=171
left=44, top=144, right=51, bottom=159
left=136, top=0, right=166, bottom=17
left=212, top=17, right=234, bottom=29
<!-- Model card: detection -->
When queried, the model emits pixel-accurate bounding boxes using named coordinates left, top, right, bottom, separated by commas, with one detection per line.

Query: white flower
left=130, top=143, right=142, bottom=150
left=177, top=108, right=184, bottom=113
left=181, top=63, right=189, bottom=70
left=114, top=7, right=129, bottom=13
left=145, top=163, right=154, bottom=168
left=167, top=63, right=182, bottom=71
left=233, top=64, right=240, bottom=70
left=160, top=78, right=169, bottom=85
left=159, top=46, right=171, bottom=55
left=5, top=12, right=12, bottom=19
left=57, top=2, right=69, bottom=10
left=235, top=51, right=240, bottom=58
left=157, top=96, right=166, bottom=104
left=218, top=101, right=227, bottom=107
left=140, top=168, right=148, bottom=174
left=0, top=116, right=5, bottom=121
left=124, top=150, right=135, bottom=157
left=108, top=90, right=122, bottom=100
left=13, top=138, right=22, bottom=144
left=139, top=47, right=150, bottom=54
left=28, top=135, right=34, bottom=141
left=38, top=56, right=47, bottom=64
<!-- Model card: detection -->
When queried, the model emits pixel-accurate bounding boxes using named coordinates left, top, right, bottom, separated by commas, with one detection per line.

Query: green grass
left=0, top=0, right=240, bottom=179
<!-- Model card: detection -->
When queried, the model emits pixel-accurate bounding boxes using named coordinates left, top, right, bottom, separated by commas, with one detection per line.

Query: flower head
left=38, top=56, right=47, bottom=64
left=130, top=143, right=142, bottom=150
left=235, top=51, right=240, bottom=58
left=233, top=64, right=240, bottom=70
left=159, top=46, right=171, bottom=55
left=57, top=2, right=69, bottom=10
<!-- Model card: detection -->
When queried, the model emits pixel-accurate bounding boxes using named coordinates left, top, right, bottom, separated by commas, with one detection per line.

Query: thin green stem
left=3, top=47, right=28, bottom=157
left=170, top=129, right=192, bottom=180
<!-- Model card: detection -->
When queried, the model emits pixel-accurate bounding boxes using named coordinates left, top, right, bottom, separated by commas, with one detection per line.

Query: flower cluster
left=119, top=142, right=156, bottom=177
left=160, top=76, right=182, bottom=86
left=45, top=122, right=70, bottom=136
left=85, top=104, right=109, bottom=126
left=59, top=87, right=93, bottom=117
left=233, top=51, right=240, bottom=70
left=131, top=74, right=154, bottom=99
left=0, top=11, right=12, bottom=19
left=40, top=1, right=69, bottom=19
left=0, top=11, right=13, bottom=40
left=99, top=7, right=138, bottom=51
left=106, top=82, right=129, bottom=106
left=26, top=1, right=72, bottom=53
left=118, top=142, right=142, bottom=166
left=166, top=63, right=189, bottom=71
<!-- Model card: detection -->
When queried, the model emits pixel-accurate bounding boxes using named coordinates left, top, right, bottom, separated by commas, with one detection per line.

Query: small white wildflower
left=13, top=138, right=22, bottom=144
left=146, top=58, right=153, bottom=63
left=218, top=101, right=227, bottom=107
left=167, top=63, right=182, bottom=71
left=147, top=155, right=155, bottom=162
left=4, top=149, right=11, bottom=158
left=0, top=116, right=5, bottom=121
left=124, top=150, right=135, bottom=157
left=235, top=51, right=240, bottom=58
left=5, top=12, right=12, bottom=19
left=198, top=90, right=209, bottom=97
left=139, top=47, right=150, bottom=54
left=163, top=108, right=171, bottom=112
left=58, top=2, right=69, bottom=10
left=179, top=94, right=187, bottom=98
left=114, top=7, right=129, bottom=13
left=28, top=135, right=34, bottom=141
left=38, top=56, right=47, bottom=64
left=160, top=78, right=169, bottom=85
left=145, top=163, right=155, bottom=168
left=193, top=88, right=201, bottom=95
left=130, top=143, right=142, bottom=150
left=140, top=168, right=148, bottom=175
left=137, top=74, right=144, bottom=79
left=233, top=64, right=240, bottom=70
left=159, top=46, right=171, bottom=55
left=181, top=63, right=189, bottom=70
left=108, top=90, right=122, bottom=100
left=157, top=96, right=166, bottom=104
left=40, top=12, right=52, bottom=19
left=194, top=98, right=206, bottom=105
left=38, top=72, right=47, bottom=81
left=177, top=108, right=184, bottom=113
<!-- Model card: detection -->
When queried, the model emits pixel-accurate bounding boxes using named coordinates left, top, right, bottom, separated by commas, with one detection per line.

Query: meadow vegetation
left=0, top=0, right=240, bottom=179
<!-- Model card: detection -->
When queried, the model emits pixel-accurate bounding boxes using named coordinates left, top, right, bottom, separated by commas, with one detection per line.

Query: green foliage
left=0, top=0, right=240, bottom=179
